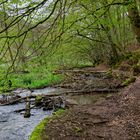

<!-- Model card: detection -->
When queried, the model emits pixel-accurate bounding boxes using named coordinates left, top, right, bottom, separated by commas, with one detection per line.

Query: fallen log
left=53, top=69, right=107, bottom=74
left=46, top=88, right=119, bottom=96
left=0, top=88, right=118, bottom=106
left=0, top=95, right=54, bottom=106
left=64, top=88, right=119, bottom=94
left=15, top=96, right=66, bottom=116
left=0, top=95, right=36, bottom=106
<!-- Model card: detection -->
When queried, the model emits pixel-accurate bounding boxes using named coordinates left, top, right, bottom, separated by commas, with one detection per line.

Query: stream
left=0, top=88, right=65, bottom=140
left=0, top=87, right=108, bottom=140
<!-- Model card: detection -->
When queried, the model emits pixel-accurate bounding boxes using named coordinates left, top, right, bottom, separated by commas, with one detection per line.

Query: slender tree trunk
left=126, top=0, right=140, bottom=43
left=101, top=0, right=119, bottom=60
left=3, top=3, right=15, bottom=71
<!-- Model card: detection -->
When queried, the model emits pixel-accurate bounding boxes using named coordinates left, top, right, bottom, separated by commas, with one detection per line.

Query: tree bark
left=127, top=0, right=140, bottom=43
left=102, top=0, right=119, bottom=60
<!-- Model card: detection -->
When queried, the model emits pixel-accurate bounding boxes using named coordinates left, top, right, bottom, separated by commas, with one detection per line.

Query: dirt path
left=42, top=77, right=140, bottom=140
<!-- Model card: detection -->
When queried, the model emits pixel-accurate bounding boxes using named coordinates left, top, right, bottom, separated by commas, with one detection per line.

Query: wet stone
left=0, top=87, right=60, bottom=140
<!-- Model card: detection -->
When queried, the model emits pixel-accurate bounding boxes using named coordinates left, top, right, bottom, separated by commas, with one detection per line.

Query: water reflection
left=67, top=94, right=108, bottom=105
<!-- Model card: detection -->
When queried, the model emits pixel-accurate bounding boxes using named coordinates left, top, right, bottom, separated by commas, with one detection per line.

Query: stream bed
left=0, top=103, right=52, bottom=140
left=0, top=88, right=63, bottom=140
left=0, top=87, right=109, bottom=140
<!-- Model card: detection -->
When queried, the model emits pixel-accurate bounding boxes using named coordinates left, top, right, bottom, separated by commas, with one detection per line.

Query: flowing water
left=0, top=103, right=52, bottom=140
left=0, top=88, right=64, bottom=140
left=0, top=87, right=108, bottom=140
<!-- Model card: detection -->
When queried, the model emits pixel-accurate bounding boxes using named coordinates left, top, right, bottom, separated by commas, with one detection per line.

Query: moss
left=35, top=96, right=43, bottom=106
left=106, top=69, right=113, bottom=78
left=74, top=127, right=83, bottom=133
left=29, top=109, right=65, bottom=140
left=35, top=96, right=42, bottom=101
left=121, top=77, right=136, bottom=87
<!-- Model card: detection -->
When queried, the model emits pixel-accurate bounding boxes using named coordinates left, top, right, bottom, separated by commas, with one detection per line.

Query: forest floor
left=41, top=64, right=140, bottom=140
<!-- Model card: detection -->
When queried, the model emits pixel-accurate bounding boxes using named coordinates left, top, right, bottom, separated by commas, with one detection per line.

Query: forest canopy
left=0, top=0, right=140, bottom=91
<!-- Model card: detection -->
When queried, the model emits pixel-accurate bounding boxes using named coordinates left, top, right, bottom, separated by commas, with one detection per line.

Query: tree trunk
left=102, top=0, right=119, bottom=61
left=127, top=1, right=140, bottom=43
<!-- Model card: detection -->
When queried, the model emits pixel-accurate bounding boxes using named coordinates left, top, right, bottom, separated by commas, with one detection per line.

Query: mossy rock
left=24, top=110, right=31, bottom=118
left=35, top=96, right=43, bottom=106
left=74, top=127, right=83, bottom=133
left=121, top=77, right=136, bottom=87
left=36, top=96, right=42, bottom=101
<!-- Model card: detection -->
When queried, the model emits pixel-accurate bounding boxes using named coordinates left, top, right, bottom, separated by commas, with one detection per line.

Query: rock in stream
left=0, top=88, right=62, bottom=140
left=0, top=103, right=52, bottom=140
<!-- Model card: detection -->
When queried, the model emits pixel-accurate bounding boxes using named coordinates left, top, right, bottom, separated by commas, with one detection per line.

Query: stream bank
left=39, top=77, right=140, bottom=140
left=0, top=87, right=111, bottom=140
left=0, top=88, right=59, bottom=140
left=30, top=65, right=140, bottom=140
left=0, top=64, right=136, bottom=140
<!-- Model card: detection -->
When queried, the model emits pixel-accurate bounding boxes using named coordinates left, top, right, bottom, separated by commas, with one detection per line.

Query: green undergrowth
left=29, top=109, right=65, bottom=140
left=114, top=50, right=140, bottom=68
left=10, top=70, right=62, bottom=89
left=0, top=66, right=63, bottom=93
left=122, top=77, right=136, bottom=87
left=0, top=58, right=93, bottom=93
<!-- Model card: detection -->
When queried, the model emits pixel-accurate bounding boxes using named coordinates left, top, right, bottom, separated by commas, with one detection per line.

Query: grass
left=0, top=65, right=63, bottom=93
left=0, top=58, right=92, bottom=93
left=10, top=70, right=63, bottom=89
left=29, top=109, right=65, bottom=140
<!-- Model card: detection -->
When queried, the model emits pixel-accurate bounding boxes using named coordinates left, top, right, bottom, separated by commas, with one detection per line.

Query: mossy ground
left=29, top=109, right=65, bottom=140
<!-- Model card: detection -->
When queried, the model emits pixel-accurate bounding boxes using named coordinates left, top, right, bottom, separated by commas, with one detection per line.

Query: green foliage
left=0, top=0, right=137, bottom=70
left=74, top=127, right=83, bottom=133
left=122, top=77, right=136, bottom=87
left=0, top=64, right=63, bottom=93
left=106, top=69, right=113, bottom=77
left=11, top=70, right=62, bottom=89
left=0, top=0, right=139, bottom=93
left=36, top=96, right=42, bottom=101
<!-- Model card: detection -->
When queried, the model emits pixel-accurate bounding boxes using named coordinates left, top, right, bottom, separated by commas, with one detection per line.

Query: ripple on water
left=0, top=103, right=53, bottom=140
left=0, top=87, right=68, bottom=140
left=0, top=87, right=106, bottom=140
